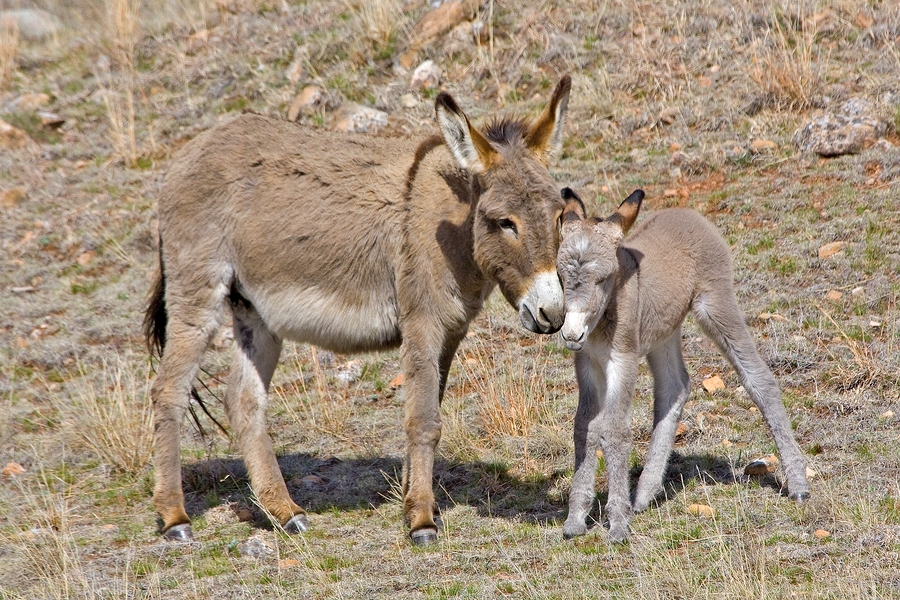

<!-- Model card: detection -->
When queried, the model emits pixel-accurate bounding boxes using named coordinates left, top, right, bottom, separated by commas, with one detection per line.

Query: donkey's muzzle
left=519, top=271, right=565, bottom=334
left=560, top=311, right=589, bottom=351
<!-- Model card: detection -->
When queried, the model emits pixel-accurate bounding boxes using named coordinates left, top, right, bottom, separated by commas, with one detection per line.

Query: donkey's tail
left=144, top=241, right=168, bottom=359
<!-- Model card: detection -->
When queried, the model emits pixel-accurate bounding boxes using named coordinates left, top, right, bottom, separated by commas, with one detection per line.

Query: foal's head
left=434, top=76, right=572, bottom=334
left=556, top=188, right=644, bottom=350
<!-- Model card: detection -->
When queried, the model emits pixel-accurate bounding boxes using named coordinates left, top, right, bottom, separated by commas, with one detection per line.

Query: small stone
left=400, top=93, right=418, bottom=109
left=231, top=504, right=254, bottom=522
left=2, top=462, right=26, bottom=477
left=814, top=529, right=830, bottom=539
left=471, top=19, right=488, bottom=43
left=744, top=454, right=779, bottom=476
left=279, top=559, right=302, bottom=569
left=658, top=107, right=679, bottom=125
left=287, top=85, right=324, bottom=121
left=793, top=103, right=886, bottom=157
left=37, top=111, right=64, bottom=128
left=332, top=104, right=388, bottom=134
left=77, top=250, right=95, bottom=266
left=389, top=373, right=404, bottom=387
left=301, top=474, right=324, bottom=487
left=758, top=312, right=786, bottom=321
left=335, top=359, right=363, bottom=384
left=2, top=188, right=27, bottom=208
left=870, top=320, right=882, bottom=328
left=186, top=29, right=210, bottom=53
left=818, top=241, right=847, bottom=260
left=0, top=119, right=33, bottom=149
left=806, top=467, right=818, bottom=479
left=825, top=290, right=842, bottom=301
left=722, top=439, right=734, bottom=448
left=15, top=336, right=29, bottom=349
left=411, top=0, right=476, bottom=44
left=851, top=287, right=865, bottom=296
left=395, top=49, right=418, bottom=72
left=853, top=11, right=874, bottom=29
left=0, top=9, right=61, bottom=41
left=239, top=535, right=274, bottom=558
left=675, top=422, right=689, bottom=437
left=687, top=503, right=715, bottom=517
left=410, top=60, right=441, bottom=90
left=882, top=410, right=894, bottom=419
left=750, top=139, right=776, bottom=154
left=668, top=142, right=682, bottom=152
left=100, top=524, right=119, bottom=534
left=702, top=375, right=725, bottom=393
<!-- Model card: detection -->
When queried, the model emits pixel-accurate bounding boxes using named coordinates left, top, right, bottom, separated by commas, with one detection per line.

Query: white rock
left=410, top=60, right=441, bottom=90
left=332, top=104, right=388, bottom=134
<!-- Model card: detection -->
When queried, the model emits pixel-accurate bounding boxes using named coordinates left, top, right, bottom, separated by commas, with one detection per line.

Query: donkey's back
left=159, top=114, right=415, bottom=353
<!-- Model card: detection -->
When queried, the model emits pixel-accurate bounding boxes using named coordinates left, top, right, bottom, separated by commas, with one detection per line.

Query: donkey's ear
left=605, top=189, right=644, bottom=235
left=560, top=187, right=586, bottom=237
left=524, top=74, right=571, bottom=164
left=436, top=92, right=501, bottom=174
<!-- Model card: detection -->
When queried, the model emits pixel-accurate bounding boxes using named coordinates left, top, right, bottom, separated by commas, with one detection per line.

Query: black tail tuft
left=144, top=252, right=168, bottom=359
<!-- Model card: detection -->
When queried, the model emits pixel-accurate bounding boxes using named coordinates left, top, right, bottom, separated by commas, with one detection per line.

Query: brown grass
left=0, top=18, right=18, bottom=88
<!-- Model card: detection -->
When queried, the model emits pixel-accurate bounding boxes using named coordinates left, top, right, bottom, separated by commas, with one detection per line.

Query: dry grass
left=347, top=0, right=405, bottom=48
left=0, top=18, right=18, bottom=89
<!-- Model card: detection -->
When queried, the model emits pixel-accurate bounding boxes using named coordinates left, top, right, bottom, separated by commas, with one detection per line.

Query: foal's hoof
left=410, top=527, right=438, bottom=546
left=163, top=523, right=194, bottom=542
left=790, top=491, right=811, bottom=503
left=283, top=514, right=309, bottom=534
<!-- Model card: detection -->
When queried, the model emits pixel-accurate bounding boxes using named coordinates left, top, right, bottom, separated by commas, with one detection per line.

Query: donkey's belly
left=251, top=285, right=402, bottom=354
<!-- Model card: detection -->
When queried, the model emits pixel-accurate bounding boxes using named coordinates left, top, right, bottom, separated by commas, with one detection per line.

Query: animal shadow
left=178, top=454, right=568, bottom=532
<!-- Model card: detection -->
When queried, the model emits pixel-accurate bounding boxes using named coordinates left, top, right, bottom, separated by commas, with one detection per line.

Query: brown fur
left=146, top=76, right=572, bottom=544
left=556, top=189, right=810, bottom=543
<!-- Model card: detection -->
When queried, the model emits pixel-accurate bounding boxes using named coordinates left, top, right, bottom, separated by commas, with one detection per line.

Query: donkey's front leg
left=599, top=351, right=639, bottom=544
left=400, top=325, right=445, bottom=546
left=563, top=352, right=604, bottom=539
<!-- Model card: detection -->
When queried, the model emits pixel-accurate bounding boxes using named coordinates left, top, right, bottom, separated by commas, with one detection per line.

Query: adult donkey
left=555, top=188, right=810, bottom=543
left=145, top=76, right=572, bottom=545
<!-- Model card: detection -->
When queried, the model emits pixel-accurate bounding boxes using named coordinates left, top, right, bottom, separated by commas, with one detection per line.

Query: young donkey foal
left=556, top=189, right=810, bottom=542
left=145, top=77, right=573, bottom=545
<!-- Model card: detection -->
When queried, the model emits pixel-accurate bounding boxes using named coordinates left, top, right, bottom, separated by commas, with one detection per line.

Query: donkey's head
left=435, top=76, right=572, bottom=334
left=556, top=188, right=644, bottom=351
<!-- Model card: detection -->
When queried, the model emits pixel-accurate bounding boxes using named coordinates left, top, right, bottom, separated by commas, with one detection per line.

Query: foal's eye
left=497, top=218, right=518, bottom=236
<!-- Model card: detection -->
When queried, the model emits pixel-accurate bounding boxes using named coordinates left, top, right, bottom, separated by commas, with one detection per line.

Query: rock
left=675, top=422, right=689, bottom=438
left=37, top=111, right=64, bottom=128
left=300, top=474, right=324, bottom=487
left=332, top=104, right=388, bottom=134
left=750, top=139, right=776, bottom=154
left=757, top=312, right=786, bottom=322
left=668, top=142, right=682, bottom=152
left=410, top=60, right=441, bottom=90
left=389, top=373, right=404, bottom=387
left=400, top=93, right=418, bottom=109
left=287, top=85, right=324, bottom=121
left=2, top=188, right=27, bottom=208
left=0, top=9, right=61, bottom=41
left=825, top=290, right=842, bottom=301
left=854, top=11, right=874, bottom=29
left=335, top=359, right=363, bottom=384
left=7, top=93, right=51, bottom=112
left=76, top=250, right=95, bottom=266
left=0, top=118, right=33, bottom=149
left=793, top=98, right=887, bottom=157
left=411, top=0, right=477, bottom=45
left=687, top=503, right=715, bottom=517
left=2, top=462, right=26, bottom=477
left=744, top=454, right=779, bottom=476
left=814, top=529, right=830, bottom=539
left=100, top=524, right=119, bottom=535
left=471, top=20, right=489, bottom=44
left=279, top=558, right=302, bottom=569
left=722, top=439, right=734, bottom=447
left=882, top=410, right=894, bottom=419
left=316, top=350, right=335, bottom=367
left=806, top=467, right=818, bottom=479
left=238, top=535, right=274, bottom=558
left=818, top=241, right=847, bottom=260
left=702, top=375, right=725, bottom=393
left=231, top=504, right=254, bottom=522
left=658, top=107, right=679, bottom=125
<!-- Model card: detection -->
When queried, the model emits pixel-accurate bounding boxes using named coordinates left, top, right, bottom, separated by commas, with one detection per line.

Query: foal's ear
left=436, top=92, right=501, bottom=174
left=524, top=74, right=571, bottom=164
left=606, top=189, right=644, bottom=235
left=560, top=187, right=586, bottom=238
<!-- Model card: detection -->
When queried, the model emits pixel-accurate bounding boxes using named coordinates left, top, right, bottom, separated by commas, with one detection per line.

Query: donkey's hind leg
left=634, top=328, right=691, bottom=512
left=693, top=291, right=810, bottom=501
left=152, top=287, right=227, bottom=540
left=223, top=294, right=307, bottom=532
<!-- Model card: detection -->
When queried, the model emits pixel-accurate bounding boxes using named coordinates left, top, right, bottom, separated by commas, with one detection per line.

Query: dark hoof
left=283, top=514, right=309, bottom=534
left=562, top=530, right=580, bottom=540
left=410, top=527, right=438, bottom=546
left=434, top=514, right=444, bottom=530
left=791, top=491, right=811, bottom=503
left=163, top=523, right=193, bottom=542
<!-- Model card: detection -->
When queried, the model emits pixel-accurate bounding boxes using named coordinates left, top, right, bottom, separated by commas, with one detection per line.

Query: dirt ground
left=1, top=0, right=899, bottom=597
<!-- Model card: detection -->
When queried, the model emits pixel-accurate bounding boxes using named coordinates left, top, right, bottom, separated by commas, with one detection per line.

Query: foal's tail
left=144, top=241, right=168, bottom=359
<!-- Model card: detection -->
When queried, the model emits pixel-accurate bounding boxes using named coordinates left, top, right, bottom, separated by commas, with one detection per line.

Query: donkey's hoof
left=562, top=521, right=587, bottom=540
left=163, top=523, right=193, bottom=542
left=791, top=491, right=811, bottom=503
left=410, top=527, right=438, bottom=546
left=283, top=514, right=309, bottom=534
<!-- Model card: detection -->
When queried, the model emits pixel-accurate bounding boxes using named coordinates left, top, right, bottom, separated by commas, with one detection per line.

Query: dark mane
left=481, top=116, right=530, bottom=147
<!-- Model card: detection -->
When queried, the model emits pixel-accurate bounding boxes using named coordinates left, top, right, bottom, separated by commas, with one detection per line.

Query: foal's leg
left=598, top=350, right=639, bottom=543
left=694, top=291, right=810, bottom=501
left=222, top=296, right=307, bottom=532
left=563, top=351, right=606, bottom=539
left=634, top=328, right=691, bottom=512
left=151, top=281, right=227, bottom=540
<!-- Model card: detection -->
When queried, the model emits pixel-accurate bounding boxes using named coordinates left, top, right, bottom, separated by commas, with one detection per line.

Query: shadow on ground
left=177, top=449, right=783, bottom=534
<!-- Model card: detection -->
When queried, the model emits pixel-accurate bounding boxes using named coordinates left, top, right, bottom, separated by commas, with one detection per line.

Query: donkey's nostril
left=539, top=308, right=549, bottom=324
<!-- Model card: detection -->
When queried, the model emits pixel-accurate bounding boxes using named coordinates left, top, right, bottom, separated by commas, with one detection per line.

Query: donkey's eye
left=497, top=218, right=518, bottom=236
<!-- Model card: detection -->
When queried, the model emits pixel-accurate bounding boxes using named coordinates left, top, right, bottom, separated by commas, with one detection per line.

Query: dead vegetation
left=0, top=0, right=899, bottom=597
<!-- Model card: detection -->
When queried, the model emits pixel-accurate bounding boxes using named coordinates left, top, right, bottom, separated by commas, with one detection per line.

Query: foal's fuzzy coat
left=556, top=189, right=810, bottom=542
